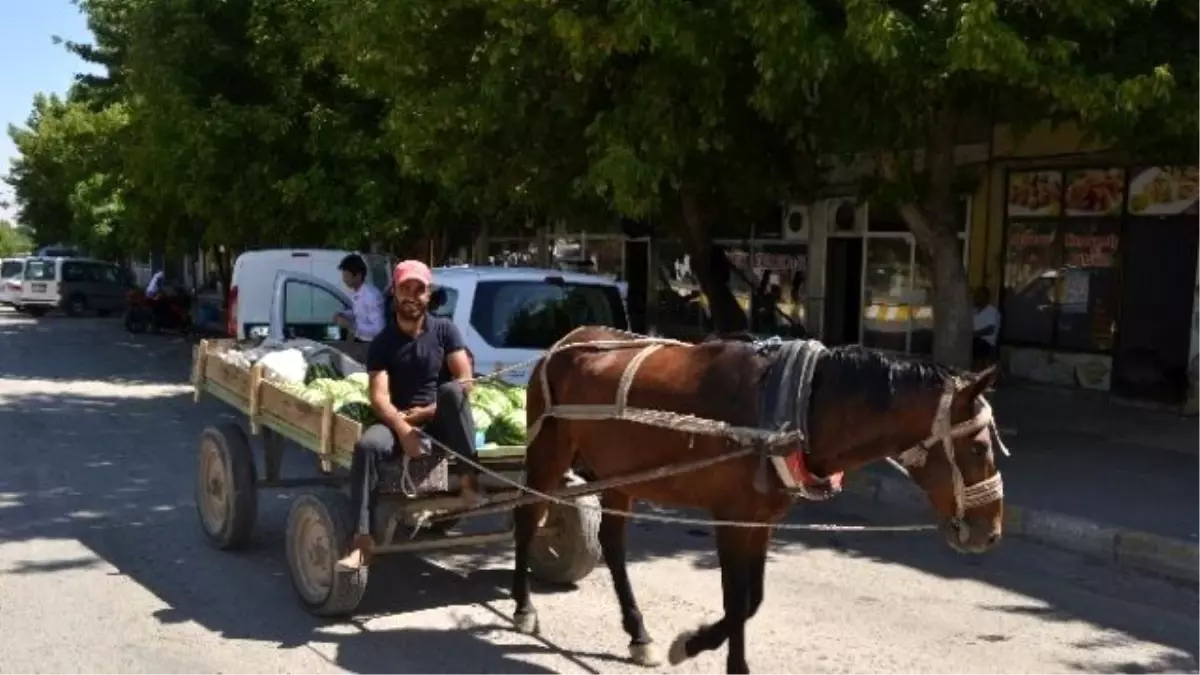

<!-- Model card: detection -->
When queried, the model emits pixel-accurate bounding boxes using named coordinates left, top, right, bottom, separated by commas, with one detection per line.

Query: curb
left=842, top=472, right=1199, bottom=585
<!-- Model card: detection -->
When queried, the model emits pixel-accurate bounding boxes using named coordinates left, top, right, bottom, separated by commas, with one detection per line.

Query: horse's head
left=898, top=365, right=1008, bottom=554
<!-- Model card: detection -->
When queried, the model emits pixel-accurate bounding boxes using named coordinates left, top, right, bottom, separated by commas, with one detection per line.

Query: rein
left=438, top=327, right=1006, bottom=535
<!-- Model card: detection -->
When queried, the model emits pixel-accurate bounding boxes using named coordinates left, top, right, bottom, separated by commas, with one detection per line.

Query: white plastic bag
left=257, top=348, right=308, bottom=385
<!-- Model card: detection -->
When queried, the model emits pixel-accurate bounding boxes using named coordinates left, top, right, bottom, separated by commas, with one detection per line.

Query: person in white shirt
left=972, top=286, right=1001, bottom=368
left=332, top=254, right=385, bottom=343
left=145, top=270, right=165, bottom=299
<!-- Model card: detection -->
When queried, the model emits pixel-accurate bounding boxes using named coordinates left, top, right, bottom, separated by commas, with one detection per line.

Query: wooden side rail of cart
left=190, top=338, right=527, bottom=476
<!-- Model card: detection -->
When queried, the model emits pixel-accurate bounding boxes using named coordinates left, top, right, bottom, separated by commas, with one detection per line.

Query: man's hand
left=397, top=425, right=425, bottom=458
left=332, top=312, right=350, bottom=329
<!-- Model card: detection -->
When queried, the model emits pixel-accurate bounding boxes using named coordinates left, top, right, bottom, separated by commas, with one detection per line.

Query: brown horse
left=510, top=326, right=1006, bottom=674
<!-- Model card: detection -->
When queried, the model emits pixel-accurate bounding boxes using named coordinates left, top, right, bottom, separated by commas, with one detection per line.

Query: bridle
left=890, top=377, right=1010, bottom=530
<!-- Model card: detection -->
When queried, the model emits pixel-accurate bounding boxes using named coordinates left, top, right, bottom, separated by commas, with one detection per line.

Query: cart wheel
left=528, top=495, right=602, bottom=586
left=286, top=491, right=369, bottom=617
left=195, top=422, right=258, bottom=550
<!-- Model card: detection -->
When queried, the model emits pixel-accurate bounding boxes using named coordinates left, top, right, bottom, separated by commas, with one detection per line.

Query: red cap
left=393, top=259, right=432, bottom=288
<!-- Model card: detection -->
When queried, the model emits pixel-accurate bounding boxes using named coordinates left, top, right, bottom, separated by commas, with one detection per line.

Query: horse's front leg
left=510, top=499, right=545, bottom=635
left=599, top=491, right=663, bottom=667
left=669, top=525, right=770, bottom=674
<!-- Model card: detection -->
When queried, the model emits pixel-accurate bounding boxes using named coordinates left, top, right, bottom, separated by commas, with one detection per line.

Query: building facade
left=472, top=121, right=1198, bottom=408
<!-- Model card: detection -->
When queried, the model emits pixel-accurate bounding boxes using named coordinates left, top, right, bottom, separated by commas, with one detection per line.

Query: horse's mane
left=812, top=344, right=965, bottom=412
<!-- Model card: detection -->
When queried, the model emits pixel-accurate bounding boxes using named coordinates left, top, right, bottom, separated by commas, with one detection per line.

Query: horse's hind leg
left=669, top=525, right=770, bottom=674
left=510, top=426, right=576, bottom=635
left=599, top=490, right=663, bottom=667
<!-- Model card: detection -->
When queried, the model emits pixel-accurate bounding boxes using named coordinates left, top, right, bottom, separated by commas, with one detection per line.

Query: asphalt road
left=0, top=308, right=1196, bottom=674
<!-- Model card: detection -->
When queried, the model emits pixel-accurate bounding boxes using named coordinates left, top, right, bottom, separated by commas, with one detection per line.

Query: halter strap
left=893, top=377, right=1007, bottom=520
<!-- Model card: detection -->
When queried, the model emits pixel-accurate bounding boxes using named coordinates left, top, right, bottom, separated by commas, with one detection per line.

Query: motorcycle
left=124, top=286, right=194, bottom=335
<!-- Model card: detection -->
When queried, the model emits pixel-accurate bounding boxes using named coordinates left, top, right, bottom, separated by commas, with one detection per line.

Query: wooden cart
left=190, top=339, right=602, bottom=617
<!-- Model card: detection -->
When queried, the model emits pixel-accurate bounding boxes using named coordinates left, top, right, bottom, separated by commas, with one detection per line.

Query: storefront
left=653, top=236, right=810, bottom=341
left=819, top=198, right=970, bottom=356
left=998, top=163, right=1199, bottom=402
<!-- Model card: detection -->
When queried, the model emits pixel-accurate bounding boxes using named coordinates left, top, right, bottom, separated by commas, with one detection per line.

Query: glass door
left=861, top=235, right=915, bottom=354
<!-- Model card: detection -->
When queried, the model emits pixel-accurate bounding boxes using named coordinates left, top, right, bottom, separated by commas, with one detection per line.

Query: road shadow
left=0, top=309, right=193, bottom=385
left=0, top=388, right=623, bottom=673
left=1, top=380, right=1195, bottom=673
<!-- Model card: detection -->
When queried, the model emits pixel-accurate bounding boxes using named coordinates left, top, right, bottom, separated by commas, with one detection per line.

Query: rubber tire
left=527, top=494, right=603, bottom=586
left=25, top=306, right=46, bottom=317
left=195, top=422, right=258, bottom=550
left=285, top=491, right=369, bottom=618
left=65, top=294, right=87, bottom=317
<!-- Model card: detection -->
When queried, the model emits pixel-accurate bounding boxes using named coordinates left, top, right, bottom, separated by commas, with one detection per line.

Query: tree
left=745, top=0, right=1199, bottom=366
left=314, top=0, right=799, bottom=331
left=0, top=221, right=35, bottom=257
left=5, top=92, right=129, bottom=256
left=111, top=0, right=453, bottom=257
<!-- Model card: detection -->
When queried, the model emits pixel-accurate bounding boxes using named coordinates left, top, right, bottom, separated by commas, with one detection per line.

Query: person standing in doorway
left=972, top=286, right=1001, bottom=369
left=332, top=254, right=386, bottom=343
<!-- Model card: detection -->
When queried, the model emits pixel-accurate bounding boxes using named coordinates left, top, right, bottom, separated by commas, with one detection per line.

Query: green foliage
left=5, top=94, right=130, bottom=256
left=0, top=222, right=35, bottom=257
left=4, top=0, right=1196, bottom=356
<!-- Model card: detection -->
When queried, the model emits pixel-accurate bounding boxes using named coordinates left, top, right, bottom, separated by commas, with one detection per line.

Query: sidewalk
left=985, top=382, right=1198, bottom=542
left=843, top=381, right=1198, bottom=581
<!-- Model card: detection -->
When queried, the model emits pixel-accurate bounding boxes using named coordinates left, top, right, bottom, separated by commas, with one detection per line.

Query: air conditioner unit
left=825, top=197, right=864, bottom=234
left=782, top=204, right=811, bottom=242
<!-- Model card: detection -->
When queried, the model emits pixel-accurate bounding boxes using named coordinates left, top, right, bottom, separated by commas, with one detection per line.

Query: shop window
left=654, top=240, right=710, bottom=340
left=1001, top=167, right=1125, bottom=352
left=750, top=242, right=809, bottom=337
left=861, top=237, right=914, bottom=353
left=910, top=240, right=965, bottom=356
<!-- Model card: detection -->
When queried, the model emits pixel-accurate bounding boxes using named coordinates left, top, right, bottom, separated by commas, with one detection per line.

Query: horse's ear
left=958, top=364, right=999, bottom=401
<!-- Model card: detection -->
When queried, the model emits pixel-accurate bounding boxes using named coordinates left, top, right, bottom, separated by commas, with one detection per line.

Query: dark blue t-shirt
left=366, top=315, right=467, bottom=409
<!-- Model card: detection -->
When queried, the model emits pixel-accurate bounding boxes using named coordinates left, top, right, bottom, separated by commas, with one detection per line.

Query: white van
left=18, top=256, right=133, bottom=317
left=266, top=265, right=630, bottom=385
left=227, top=249, right=392, bottom=339
left=0, top=258, right=26, bottom=307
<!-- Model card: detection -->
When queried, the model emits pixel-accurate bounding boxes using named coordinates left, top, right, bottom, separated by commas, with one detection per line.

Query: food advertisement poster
left=1064, top=168, right=1125, bottom=216
left=1007, top=171, right=1062, bottom=217
left=1128, top=166, right=1200, bottom=216
left=1002, top=221, right=1060, bottom=345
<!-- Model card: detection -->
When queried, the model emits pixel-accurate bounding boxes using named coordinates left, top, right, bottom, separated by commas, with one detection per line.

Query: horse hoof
left=629, top=642, right=664, bottom=667
left=668, top=630, right=696, bottom=666
left=513, top=610, right=539, bottom=635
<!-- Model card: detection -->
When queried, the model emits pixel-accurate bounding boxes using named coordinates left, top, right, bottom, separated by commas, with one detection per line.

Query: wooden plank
left=318, top=399, right=335, bottom=474
left=191, top=340, right=208, bottom=403
left=258, top=380, right=324, bottom=438
left=332, top=415, right=364, bottom=458
left=204, top=356, right=251, bottom=407
left=247, top=363, right=265, bottom=435
left=201, top=381, right=250, bottom=414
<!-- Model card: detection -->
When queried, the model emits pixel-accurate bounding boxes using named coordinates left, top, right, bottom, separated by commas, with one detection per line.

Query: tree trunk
left=679, top=185, right=749, bottom=333
left=891, top=106, right=974, bottom=369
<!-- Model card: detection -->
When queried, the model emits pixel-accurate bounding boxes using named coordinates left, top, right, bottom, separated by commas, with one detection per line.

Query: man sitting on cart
left=337, top=259, right=482, bottom=571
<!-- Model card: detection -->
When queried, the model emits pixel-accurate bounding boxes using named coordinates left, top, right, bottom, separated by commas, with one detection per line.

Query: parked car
left=266, top=265, right=630, bottom=385
left=19, top=256, right=135, bottom=317
left=0, top=258, right=26, bottom=308
left=226, top=248, right=393, bottom=340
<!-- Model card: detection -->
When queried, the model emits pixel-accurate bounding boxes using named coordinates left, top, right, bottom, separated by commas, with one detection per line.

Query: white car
left=226, top=248, right=393, bottom=339
left=0, top=258, right=24, bottom=307
left=266, top=265, right=630, bottom=385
